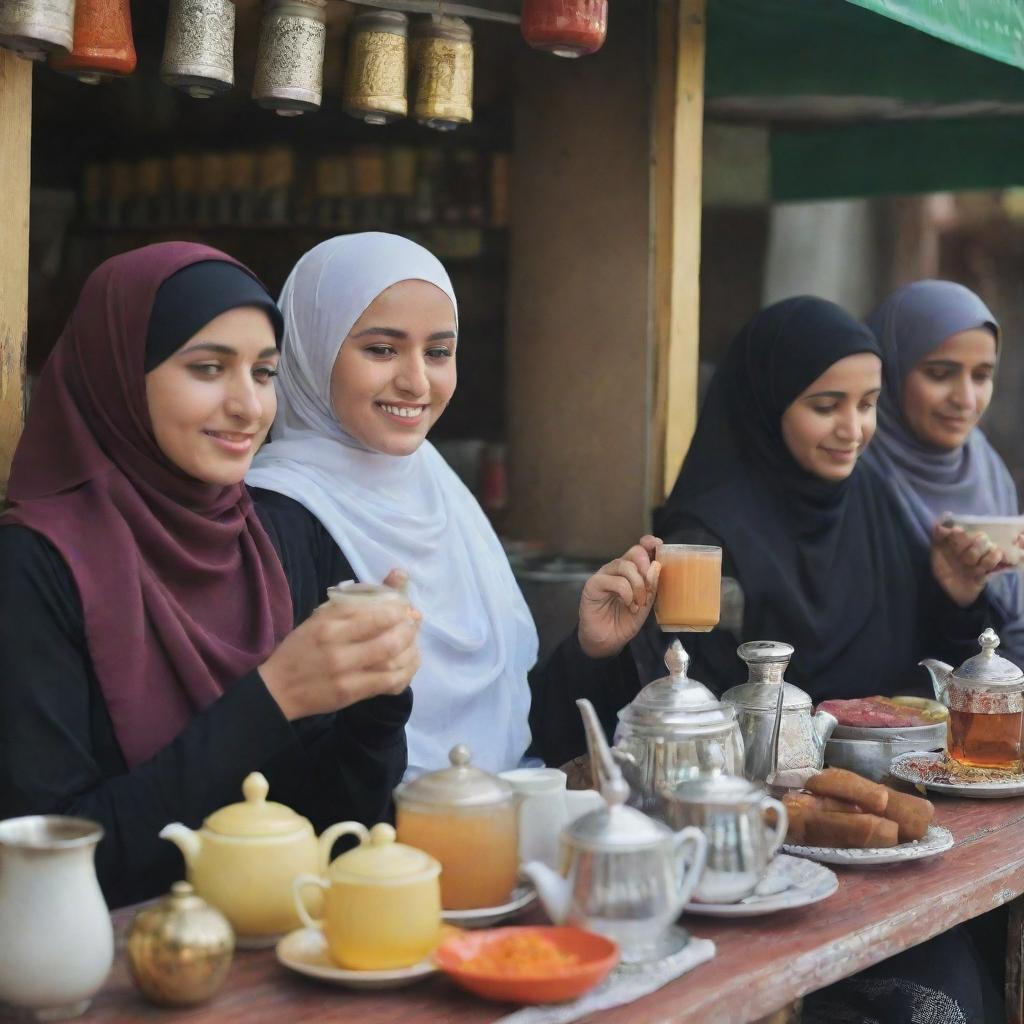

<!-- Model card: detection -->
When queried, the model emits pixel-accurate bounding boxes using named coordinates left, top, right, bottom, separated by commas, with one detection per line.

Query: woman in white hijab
left=248, top=233, right=658, bottom=776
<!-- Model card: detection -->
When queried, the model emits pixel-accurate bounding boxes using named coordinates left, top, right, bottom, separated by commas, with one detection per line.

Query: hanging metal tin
left=252, top=0, right=326, bottom=117
left=50, top=0, right=137, bottom=83
left=0, top=0, right=75, bottom=62
left=521, top=0, right=608, bottom=59
left=410, top=14, right=473, bottom=131
left=160, top=0, right=235, bottom=100
left=343, top=10, right=407, bottom=126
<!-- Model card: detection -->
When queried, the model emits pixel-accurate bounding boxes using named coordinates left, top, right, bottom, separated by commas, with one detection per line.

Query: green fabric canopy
left=707, top=0, right=1024, bottom=199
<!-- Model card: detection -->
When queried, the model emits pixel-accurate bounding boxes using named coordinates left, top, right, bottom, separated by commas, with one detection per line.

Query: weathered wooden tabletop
left=26, top=798, right=1024, bottom=1024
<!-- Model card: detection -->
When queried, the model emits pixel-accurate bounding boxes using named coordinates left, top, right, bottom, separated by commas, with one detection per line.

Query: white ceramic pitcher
left=0, top=816, right=113, bottom=1019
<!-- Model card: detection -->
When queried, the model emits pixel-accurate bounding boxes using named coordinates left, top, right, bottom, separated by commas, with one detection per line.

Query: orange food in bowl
left=436, top=926, right=618, bottom=1004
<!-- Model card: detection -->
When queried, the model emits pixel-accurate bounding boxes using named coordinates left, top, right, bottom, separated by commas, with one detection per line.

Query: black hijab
left=654, top=297, right=932, bottom=699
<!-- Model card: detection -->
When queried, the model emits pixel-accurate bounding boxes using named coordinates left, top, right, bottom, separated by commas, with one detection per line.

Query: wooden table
left=15, top=797, right=1024, bottom=1024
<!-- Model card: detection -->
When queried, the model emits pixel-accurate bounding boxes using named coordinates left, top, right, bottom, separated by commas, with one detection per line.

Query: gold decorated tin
left=410, top=14, right=473, bottom=131
left=343, top=10, right=408, bottom=125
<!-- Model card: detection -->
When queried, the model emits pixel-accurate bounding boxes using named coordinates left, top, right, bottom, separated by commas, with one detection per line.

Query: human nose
left=834, top=406, right=859, bottom=442
left=394, top=353, right=429, bottom=397
left=225, top=371, right=262, bottom=422
left=948, top=373, right=974, bottom=410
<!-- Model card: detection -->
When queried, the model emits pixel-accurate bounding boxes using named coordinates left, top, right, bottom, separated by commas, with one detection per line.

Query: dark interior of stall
left=29, top=0, right=517, bottom=506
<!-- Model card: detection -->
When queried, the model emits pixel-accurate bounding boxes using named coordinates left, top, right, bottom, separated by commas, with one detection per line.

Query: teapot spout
left=812, top=708, right=838, bottom=753
left=521, top=861, right=571, bottom=924
left=919, top=658, right=953, bottom=705
left=159, top=823, right=201, bottom=870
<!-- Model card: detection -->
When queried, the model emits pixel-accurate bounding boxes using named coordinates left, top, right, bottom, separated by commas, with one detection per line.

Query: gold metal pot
left=343, top=9, right=407, bottom=126
left=126, top=881, right=234, bottom=1007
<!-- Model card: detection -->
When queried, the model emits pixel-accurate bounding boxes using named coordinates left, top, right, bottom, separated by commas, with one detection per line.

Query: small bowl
left=946, top=514, right=1024, bottom=567
left=435, top=925, right=618, bottom=1004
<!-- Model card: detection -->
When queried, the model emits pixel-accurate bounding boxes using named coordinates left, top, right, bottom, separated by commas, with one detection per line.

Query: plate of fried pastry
left=781, top=768, right=953, bottom=866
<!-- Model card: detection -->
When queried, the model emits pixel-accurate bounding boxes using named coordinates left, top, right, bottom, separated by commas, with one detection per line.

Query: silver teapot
left=612, top=640, right=745, bottom=813
left=659, top=773, right=787, bottom=904
left=721, top=641, right=837, bottom=784
left=521, top=699, right=707, bottom=964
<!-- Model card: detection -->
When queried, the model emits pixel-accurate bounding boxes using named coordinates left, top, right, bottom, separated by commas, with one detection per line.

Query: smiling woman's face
left=145, top=305, right=279, bottom=485
left=330, top=279, right=458, bottom=456
left=901, top=328, right=997, bottom=450
left=780, top=352, right=883, bottom=481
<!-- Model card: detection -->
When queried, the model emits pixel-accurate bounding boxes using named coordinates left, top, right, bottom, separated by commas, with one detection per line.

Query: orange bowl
left=435, top=925, right=619, bottom=1004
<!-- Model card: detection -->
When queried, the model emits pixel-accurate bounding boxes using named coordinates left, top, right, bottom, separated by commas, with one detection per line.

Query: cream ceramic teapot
left=160, top=772, right=352, bottom=945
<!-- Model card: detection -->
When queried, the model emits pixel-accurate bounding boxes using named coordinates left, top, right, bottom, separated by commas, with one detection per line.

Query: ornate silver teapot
left=612, top=640, right=745, bottom=813
left=521, top=699, right=707, bottom=963
left=720, top=641, right=837, bottom=784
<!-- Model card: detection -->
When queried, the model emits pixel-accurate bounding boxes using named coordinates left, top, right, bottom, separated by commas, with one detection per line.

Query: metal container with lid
left=921, top=628, right=1024, bottom=770
left=721, top=640, right=837, bottom=783
left=394, top=745, right=518, bottom=910
left=659, top=773, right=787, bottom=904
left=343, top=10, right=408, bottom=125
left=521, top=700, right=707, bottom=963
left=612, top=639, right=745, bottom=813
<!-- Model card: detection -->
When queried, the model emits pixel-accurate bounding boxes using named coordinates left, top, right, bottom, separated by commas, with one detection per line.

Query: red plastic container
left=521, top=0, right=608, bottom=58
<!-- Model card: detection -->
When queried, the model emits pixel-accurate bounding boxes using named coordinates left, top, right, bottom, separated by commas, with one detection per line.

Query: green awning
left=707, top=0, right=1024, bottom=200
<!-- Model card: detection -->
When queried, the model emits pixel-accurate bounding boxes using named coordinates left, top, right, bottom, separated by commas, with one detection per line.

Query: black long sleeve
left=0, top=524, right=408, bottom=908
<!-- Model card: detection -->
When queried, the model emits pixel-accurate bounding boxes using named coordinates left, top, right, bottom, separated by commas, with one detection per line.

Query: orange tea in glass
left=655, top=544, right=722, bottom=632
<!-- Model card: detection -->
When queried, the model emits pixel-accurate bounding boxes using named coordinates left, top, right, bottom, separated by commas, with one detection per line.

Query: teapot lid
left=721, top=641, right=811, bottom=711
left=329, top=824, right=439, bottom=882
left=395, top=745, right=514, bottom=808
left=664, top=772, right=762, bottom=805
left=954, top=629, right=1023, bottom=688
left=566, top=772, right=672, bottom=851
left=204, top=773, right=310, bottom=838
left=618, top=640, right=737, bottom=733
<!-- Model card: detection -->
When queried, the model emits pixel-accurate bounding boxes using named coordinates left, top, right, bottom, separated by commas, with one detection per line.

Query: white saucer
left=783, top=824, right=954, bottom=866
left=685, top=854, right=838, bottom=917
left=889, top=751, right=1024, bottom=798
left=275, top=928, right=437, bottom=989
left=442, top=882, right=537, bottom=929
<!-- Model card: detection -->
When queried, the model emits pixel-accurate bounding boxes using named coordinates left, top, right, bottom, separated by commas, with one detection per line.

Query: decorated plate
left=685, top=854, right=838, bottom=917
left=889, top=752, right=1024, bottom=799
left=442, top=883, right=537, bottom=929
left=783, top=824, right=954, bottom=866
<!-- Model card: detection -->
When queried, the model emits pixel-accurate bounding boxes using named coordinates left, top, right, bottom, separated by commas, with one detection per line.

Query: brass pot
left=343, top=10, right=407, bottom=126
left=410, top=14, right=472, bottom=131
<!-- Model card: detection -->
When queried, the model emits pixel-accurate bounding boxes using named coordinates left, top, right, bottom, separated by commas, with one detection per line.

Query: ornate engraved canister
left=410, top=14, right=473, bottom=131
left=252, top=0, right=327, bottom=117
left=0, top=0, right=75, bottom=62
left=160, top=0, right=235, bottom=100
left=50, top=0, right=136, bottom=83
left=343, top=10, right=407, bottom=126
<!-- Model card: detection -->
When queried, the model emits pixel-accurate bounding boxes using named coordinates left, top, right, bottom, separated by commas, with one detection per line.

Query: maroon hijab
left=2, top=242, right=293, bottom=768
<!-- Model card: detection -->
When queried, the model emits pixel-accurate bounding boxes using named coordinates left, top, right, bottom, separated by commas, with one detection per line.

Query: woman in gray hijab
left=863, top=279, right=1024, bottom=663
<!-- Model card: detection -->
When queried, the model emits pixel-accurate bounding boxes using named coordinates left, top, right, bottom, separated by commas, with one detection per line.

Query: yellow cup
left=292, top=822, right=441, bottom=971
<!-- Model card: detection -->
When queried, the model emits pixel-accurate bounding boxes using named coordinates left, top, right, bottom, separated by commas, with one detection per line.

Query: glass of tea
left=655, top=544, right=722, bottom=632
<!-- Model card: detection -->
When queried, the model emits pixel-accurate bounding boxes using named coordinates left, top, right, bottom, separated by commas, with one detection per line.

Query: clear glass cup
left=655, top=544, right=722, bottom=633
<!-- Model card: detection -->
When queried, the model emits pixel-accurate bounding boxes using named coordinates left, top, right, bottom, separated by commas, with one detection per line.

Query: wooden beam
left=653, top=0, right=706, bottom=502
left=0, top=50, right=31, bottom=499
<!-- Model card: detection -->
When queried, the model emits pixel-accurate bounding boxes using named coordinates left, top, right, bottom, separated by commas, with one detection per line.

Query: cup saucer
left=442, top=882, right=537, bottom=929
left=275, top=928, right=438, bottom=990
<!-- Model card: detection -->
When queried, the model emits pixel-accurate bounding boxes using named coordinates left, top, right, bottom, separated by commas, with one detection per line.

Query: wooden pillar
left=653, top=0, right=707, bottom=502
left=0, top=50, right=31, bottom=498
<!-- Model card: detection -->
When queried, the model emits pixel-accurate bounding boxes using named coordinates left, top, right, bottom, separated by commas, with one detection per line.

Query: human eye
left=811, top=403, right=837, bottom=416
left=859, top=398, right=877, bottom=412
left=924, top=367, right=952, bottom=381
left=973, top=368, right=994, bottom=383
left=364, top=344, right=396, bottom=358
left=189, top=361, right=222, bottom=378
left=253, top=365, right=279, bottom=383
left=426, top=346, right=453, bottom=360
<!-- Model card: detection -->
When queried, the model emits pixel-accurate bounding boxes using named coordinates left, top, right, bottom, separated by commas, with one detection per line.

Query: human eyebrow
left=178, top=343, right=237, bottom=357
left=427, top=330, right=457, bottom=342
left=803, top=390, right=845, bottom=401
left=352, top=326, right=408, bottom=340
left=258, top=347, right=279, bottom=358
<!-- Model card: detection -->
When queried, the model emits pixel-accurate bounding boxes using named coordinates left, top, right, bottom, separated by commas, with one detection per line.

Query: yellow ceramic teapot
left=160, top=772, right=352, bottom=945
left=293, top=822, right=441, bottom=970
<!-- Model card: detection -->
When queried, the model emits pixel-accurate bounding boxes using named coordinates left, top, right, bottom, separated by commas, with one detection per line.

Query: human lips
left=376, top=401, right=428, bottom=426
left=934, top=412, right=973, bottom=430
left=820, top=446, right=859, bottom=463
left=203, top=429, right=257, bottom=455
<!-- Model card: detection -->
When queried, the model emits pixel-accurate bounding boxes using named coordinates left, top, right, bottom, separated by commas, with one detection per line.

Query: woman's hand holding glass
left=577, top=535, right=661, bottom=658
left=259, top=591, right=421, bottom=720
left=931, top=521, right=1006, bottom=608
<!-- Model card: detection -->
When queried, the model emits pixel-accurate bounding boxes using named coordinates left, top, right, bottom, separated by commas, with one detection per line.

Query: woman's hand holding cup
left=931, top=520, right=1004, bottom=608
left=260, top=575, right=421, bottom=720
left=577, top=535, right=661, bottom=658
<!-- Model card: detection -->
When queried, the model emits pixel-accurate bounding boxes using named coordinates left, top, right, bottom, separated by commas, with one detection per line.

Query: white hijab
left=247, top=233, right=536, bottom=775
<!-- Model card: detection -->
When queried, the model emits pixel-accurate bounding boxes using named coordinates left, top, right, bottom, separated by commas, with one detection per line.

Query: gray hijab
left=863, top=280, right=1024, bottom=656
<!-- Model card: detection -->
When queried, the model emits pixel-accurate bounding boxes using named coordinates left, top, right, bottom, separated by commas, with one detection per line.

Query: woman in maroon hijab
left=0, top=243, right=420, bottom=907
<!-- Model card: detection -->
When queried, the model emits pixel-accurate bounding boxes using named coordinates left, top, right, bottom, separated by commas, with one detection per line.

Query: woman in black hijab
left=648, top=296, right=1004, bottom=699
left=650, top=296, right=1004, bottom=1023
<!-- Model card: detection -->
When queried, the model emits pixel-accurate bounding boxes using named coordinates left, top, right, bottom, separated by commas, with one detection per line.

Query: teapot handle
left=760, top=796, right=788, bottom=859
left=318, top=821, right=370, bottom=873
left=671, top=826, right=708, bottom=909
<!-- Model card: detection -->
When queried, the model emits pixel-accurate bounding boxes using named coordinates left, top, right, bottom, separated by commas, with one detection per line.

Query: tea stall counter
left=54, top=796, right=1024, bottom=1024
